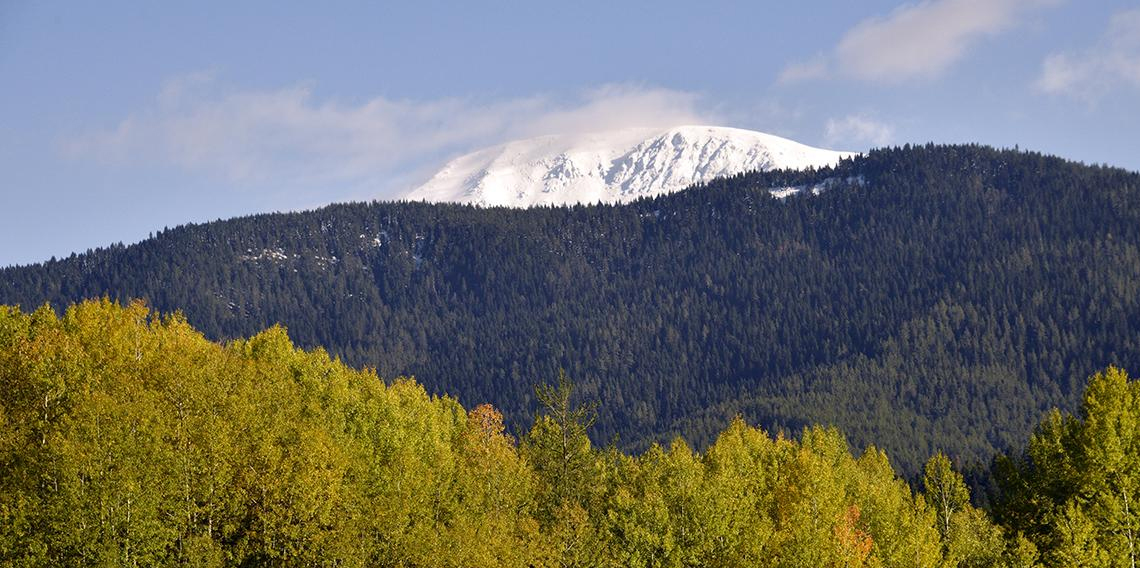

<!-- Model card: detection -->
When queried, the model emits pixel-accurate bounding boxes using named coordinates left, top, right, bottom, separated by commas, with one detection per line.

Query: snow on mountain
left=404, top=125, right=856, bottom=207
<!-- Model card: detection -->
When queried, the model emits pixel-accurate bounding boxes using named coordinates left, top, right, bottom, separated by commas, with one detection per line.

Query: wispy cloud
left=781, top=0, right=1060, bottom=84
left=777, top=56, right=830, bottom=84
left=63, top=75, right=715, bottom=198
left=1036, top=8, right=1140, bottom=102
left=824, top=115, right=895, bottom=148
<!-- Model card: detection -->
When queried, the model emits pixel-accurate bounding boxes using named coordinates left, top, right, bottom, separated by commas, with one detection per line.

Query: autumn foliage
left=0, top=299, right=1090, bottom=566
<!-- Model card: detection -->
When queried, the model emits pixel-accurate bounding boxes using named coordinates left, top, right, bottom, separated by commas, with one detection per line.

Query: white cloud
left=63, top=76, right=715, bottom=198
left=1036, top=9, right=1140, bottom=102
left=824, top=115, right=895, bottom=148
left=781, top=0, right=1059, bottom=84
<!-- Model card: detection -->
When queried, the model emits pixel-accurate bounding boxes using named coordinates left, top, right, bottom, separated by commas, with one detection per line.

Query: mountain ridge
left=4, top=144, right=1140, bottom=475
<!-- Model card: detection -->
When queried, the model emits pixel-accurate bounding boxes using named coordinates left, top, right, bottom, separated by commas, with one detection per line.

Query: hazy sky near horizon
left=2, top=0, right=1139, bottom=266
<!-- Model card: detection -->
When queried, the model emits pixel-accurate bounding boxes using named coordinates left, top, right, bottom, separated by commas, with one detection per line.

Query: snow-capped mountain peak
left=404, top=125, right=856, bottom=207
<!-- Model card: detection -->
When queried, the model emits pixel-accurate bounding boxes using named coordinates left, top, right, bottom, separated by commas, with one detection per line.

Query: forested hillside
left=3, top=144, right=1140, bottom=474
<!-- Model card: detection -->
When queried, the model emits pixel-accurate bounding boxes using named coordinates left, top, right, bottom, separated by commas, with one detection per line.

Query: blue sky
left=2, top=0, right=1138, bottom=267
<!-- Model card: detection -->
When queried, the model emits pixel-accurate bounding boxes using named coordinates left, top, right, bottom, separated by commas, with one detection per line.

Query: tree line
left=2, top=300, right=1138, bottom=566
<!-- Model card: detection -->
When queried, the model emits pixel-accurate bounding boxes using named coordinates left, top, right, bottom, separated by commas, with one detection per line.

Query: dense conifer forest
left=3, top=144, right=1140, bottom=476
left=5, top=300, right=1140, bottom=566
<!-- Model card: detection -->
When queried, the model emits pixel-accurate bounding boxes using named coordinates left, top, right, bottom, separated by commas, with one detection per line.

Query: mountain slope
left=406, top=125, right=854, bottom=206
left=3, top=145, right=1140, bottom=474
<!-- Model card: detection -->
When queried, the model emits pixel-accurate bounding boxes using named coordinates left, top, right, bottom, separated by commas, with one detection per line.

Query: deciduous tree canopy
left=0, top=299, right=1076, bottom=567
